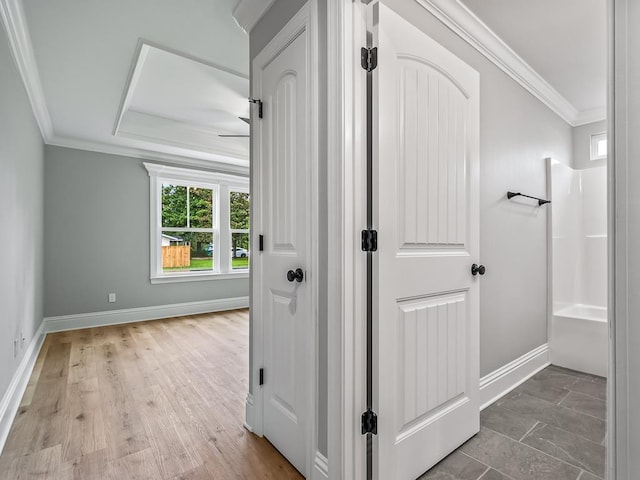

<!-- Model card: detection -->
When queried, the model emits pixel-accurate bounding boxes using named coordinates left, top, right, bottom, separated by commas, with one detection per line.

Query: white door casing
left=250, top=2, right=317, bottom=478
left=370, top=3, right=480, bottom=479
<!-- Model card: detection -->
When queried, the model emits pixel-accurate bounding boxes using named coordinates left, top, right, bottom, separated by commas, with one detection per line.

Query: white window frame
left=144, top=162, right=249, bottom=284
left=228, top=187, right=250, bottom=272
left=591, top=132, right=608, bottom=161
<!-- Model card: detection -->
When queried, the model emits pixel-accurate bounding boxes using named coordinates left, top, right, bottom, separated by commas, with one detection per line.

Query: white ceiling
left=21, top=0, right=250, bottom=167
left=14, top=0, right=605, bottom=168
left=461, top=0, right=607, bottom=114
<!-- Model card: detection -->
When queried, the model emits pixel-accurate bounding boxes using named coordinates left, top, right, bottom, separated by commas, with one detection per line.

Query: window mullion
left=219, top=185, right=231, bottom=273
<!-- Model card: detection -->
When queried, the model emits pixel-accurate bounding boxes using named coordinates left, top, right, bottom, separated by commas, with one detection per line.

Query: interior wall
left=43, top=145, right=249, bottom=317
left=0, top=23, right=45, bottom=403
left=250, top=0, right=329, bottom=457
left=378, top=0, right=574, bottom=376
left=573, top=119, right=607, bottom=170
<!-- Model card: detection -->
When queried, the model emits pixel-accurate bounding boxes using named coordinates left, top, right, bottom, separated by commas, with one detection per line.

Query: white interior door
left=370, top=3, right=481, bottom=479
left=255, top=15, right=311, bottom=477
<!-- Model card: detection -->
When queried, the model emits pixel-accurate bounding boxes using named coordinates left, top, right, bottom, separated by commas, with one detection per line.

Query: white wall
left=0, top=22, right=44, bottom=406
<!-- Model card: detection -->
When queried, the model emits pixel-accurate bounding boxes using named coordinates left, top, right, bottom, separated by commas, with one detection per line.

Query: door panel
left=371, top=3, right=480, bottom=479
left=258, top=26, right=309, bottom=476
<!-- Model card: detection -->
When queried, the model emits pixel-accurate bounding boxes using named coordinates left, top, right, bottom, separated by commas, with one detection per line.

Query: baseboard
left=479, top=343, right=550, bottom=410
left=0, top=323, right=46, bottom=455
left=244, top=392, right=255, bottom=433
left=313, top=451, right=329, bottom=480
left=43, top=296, right=249, bottom=333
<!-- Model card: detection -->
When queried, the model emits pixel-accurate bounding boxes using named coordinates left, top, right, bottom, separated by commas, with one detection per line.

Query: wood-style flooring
left=0, top=309, right=303, bottom=480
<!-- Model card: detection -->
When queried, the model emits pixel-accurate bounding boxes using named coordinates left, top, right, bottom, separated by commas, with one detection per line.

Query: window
left=145, top=163, right=249, bottom=283
left=590, top=132, right=607, bottom=161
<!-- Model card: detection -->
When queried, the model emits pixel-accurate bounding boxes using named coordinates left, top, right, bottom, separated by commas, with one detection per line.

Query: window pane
left=597, top=139, right=607, bottom=157
left=230, top=192, right=250, bottom=229
left=189, top=187, right=213, bottom=228
left=162, top=185, right=187, bottom=228
left=162, top=231, right=214, bottom=273
left=231, top=232, right=249, bottom=270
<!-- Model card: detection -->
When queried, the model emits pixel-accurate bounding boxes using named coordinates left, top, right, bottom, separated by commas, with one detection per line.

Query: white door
left=370, top=3, right=481, bottom=479
left=254, top=12, right=311, bottom=477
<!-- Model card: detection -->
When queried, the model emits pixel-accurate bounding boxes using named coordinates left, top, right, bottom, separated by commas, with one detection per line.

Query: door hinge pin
left=361, top=229, right=378, bottom=252
left=361, top=409, right=378, bottom=435
left=259, top=368, right=264, bottom=386
left=361, top=47, right=378, bottom=72
left=249, top=97, right=263, bottom=119
left=259, top=234, right=264, bottom=251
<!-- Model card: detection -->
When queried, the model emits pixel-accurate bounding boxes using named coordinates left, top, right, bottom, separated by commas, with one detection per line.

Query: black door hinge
left=259, top=234, right=264, bottom=251
left=361, top=229, right=378, bottom=252
left=259, top=368, right=264, bottom=386
left=249, top=97, right=263, bottom=119
left=361, top=47, right=378, bottom=72
left=361, top=409, right=378, bottom=435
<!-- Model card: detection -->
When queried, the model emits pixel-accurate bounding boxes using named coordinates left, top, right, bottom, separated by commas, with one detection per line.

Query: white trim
left=313, top=451, right=329, bottom=480
left=232, top=0, right=276, bottom=33
left=327, top=1, right=368, bottom=479
left=412, top=0, right=605, bottom=127
left=244, top=392, right=255, bottom=432
left=250, top=3, right=319, bottom=478
left=143, top=162, right=249, bottom=187
left=48, top=135, right=250, bottom=176
left=0, top=0, right=53, bottom=140
left=0, top=323, right=46, bottom=455
left=479, top=344, right=550, bottom=410
left=42, top=297, right=249, bottom=333
left=150, top=271, right=249, bottom=284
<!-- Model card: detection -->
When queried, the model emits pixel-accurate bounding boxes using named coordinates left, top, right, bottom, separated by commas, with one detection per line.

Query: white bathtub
left=550, top=304, right=608, bottom=377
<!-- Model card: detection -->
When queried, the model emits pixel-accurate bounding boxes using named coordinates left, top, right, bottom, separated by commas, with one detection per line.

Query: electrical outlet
left=13, top=339, right=18, bottom=358
left=108, top=293, right=116, bottom=303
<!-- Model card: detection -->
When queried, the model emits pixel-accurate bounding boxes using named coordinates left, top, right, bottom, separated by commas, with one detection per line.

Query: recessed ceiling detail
left=114, top=42, right=249, bottom=162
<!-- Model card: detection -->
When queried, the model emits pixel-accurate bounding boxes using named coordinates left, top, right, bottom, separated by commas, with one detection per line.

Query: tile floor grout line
left=481, top=425, right=596, bottom=476
left=518, top=420, right=540, bottom=442
left=475, top=465, right=490, bottom=480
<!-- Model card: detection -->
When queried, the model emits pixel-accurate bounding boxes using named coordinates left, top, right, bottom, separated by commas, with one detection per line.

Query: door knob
left=471, top=264, right=486, bottom=276
left=287, top=268, right=304, bottom=283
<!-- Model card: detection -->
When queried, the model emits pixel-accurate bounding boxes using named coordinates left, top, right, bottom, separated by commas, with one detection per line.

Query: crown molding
left=0, top=0, right=53, bottom=139
left=414, top=0, right=604, bottom=127
left=232, top=0, right=275, bottom=33
left=47, top=134, right=250, bottom=176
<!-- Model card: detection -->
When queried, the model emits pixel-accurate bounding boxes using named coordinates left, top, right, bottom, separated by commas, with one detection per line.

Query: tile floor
left=420, top=365, right=607, bottom=480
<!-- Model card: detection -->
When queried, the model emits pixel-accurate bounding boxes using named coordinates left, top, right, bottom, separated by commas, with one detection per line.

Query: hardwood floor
left=0, top=309, right=303, bottom=480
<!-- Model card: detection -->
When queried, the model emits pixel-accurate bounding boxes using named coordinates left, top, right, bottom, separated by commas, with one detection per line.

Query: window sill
left=150, top=271, right=249, bottom=284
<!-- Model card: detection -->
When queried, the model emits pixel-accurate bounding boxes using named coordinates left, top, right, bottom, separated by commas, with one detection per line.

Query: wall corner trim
left=412, top=0, right=604, bottom=127
left=479, top=343, right=550, bottom=410
left=42, top=296, right=249, bottom=333
left=0, top=323, right=46, bottom=456
left=0, top=0, right=53, bottom=140
left=313, top=451, right=329, bottom=480
left=232, top=0, right=276, bottom=33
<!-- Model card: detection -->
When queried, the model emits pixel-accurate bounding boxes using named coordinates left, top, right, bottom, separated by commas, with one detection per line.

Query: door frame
left=249, top=1, right=319, bottom=477
left=327, top=2, right=622, bottom=480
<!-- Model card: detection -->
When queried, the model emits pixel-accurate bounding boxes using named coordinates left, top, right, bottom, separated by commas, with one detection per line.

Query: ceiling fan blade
left=218, top=134, right=250, bottom=138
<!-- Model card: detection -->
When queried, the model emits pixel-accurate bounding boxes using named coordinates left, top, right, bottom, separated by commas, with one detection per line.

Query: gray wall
left=43, top=146, right=249, bottom=317
left=384, top=0, right=572, bottom=376
left=0, top=24, right=44, bottom=402
left=250, top=0, right=329, bottom=456
left=573, top=119, right=607, bottom=169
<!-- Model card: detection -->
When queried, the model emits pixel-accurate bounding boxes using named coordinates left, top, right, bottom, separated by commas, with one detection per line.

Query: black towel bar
left=507, top=191, right=551, bottom=206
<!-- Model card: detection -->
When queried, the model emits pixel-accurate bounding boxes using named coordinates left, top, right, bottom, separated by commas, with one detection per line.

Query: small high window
left=590, top=132, right=607, bottom=161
